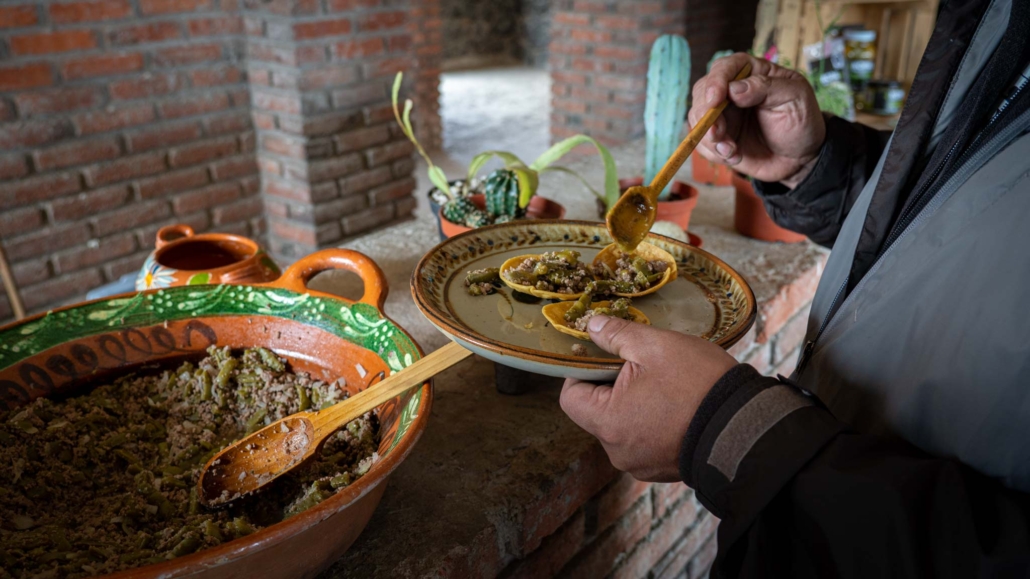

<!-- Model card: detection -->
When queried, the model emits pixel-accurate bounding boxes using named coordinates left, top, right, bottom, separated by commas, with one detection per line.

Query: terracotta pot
left=732, top=173, right=807, bottom=243
left=691, top=152, right=733, bottom=186
left=428, top=180, right=465, bottom=242
left=0, top=249, right=432, bottom=579
left=135, top=225, right=282, bottom=290
left=439, top=194, right=566, bottom=239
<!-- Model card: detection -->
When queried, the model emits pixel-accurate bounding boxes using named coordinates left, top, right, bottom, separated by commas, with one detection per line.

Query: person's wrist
left=779, top=113, right=827, bottom=189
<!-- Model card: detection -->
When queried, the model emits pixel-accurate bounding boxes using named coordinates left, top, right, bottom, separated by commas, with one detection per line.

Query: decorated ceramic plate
left=412, top=220, right=756, bottom=381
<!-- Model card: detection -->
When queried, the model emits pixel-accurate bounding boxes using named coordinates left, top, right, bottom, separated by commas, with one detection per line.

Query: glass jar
left=844, top=29, right=877, bottom=86
left=868, top=80, right=906, bottom=115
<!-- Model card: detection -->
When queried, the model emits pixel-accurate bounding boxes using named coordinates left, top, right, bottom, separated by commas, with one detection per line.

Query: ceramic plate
left=412, top=220, right=756, bottom=381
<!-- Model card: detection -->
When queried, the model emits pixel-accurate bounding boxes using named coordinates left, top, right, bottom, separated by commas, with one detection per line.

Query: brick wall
left=549, top=0, right=687, bottom=146
left=0, top=0, right=438, bottom=324
left=0, top=0, right=258, bottom=323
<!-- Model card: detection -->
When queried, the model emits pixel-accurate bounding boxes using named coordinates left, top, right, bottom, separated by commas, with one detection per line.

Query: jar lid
left=844, top=29, right=877, bottom=42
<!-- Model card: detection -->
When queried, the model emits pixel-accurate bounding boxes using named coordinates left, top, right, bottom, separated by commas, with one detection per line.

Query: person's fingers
left=586, top=315, right=662, bottom=360
left=699, top=53, right=755, bottom=107
left=726, top=74, right=811, bottom=110
left=559, top=378, right=612, bottom=435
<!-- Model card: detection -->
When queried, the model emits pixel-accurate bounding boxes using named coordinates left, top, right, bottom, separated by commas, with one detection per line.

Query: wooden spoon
left=197, top=341, right=472, bottom=507
left=606, top=62, right=752, bottom=253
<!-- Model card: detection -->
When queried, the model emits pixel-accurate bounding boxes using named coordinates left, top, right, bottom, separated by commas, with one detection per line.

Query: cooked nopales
left=499, top=250, right=593, bottom=299
left=542, top=294, right=650, bottom=341
left=591, top=242, right=677, bottom=297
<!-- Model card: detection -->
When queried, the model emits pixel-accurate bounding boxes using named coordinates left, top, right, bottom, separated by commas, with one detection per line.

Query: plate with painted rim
left=411, top=220, right=756, bottom=381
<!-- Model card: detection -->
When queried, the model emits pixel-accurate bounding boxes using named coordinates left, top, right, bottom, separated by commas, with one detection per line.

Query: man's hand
left=560, top=315, right=736, bottom=482
left=689, top=53, right=825, bottom=188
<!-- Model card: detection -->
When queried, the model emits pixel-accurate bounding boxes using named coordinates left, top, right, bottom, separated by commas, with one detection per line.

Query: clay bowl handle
left=155, top=224, right=195, bottom=249
left=270, top=249, right=388, bottom=310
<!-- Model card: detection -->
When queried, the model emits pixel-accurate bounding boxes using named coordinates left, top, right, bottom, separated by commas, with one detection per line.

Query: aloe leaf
left=529, top=135, right=619, bottom=208
left=391, top=72, right=405, bottom=131
left=402, top=99, right=414, bottom=136
left=466, top=150, right=526, bottom=182
left=541, top=166, right=603, bottom=200
left=427, top=165, right=451, bottom=196
left=508, top=166, right=539, bottom=208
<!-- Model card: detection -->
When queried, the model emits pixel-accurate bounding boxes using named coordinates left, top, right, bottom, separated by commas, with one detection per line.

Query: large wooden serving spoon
left=197, top=341, right=472, bottom=507
left=606, top=62, right=752, bottom=253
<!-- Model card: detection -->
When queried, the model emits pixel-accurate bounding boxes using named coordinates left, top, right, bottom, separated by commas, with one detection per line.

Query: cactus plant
left=644, top=35, right=691, bottom=201
left=484, top=169, right=523, bottom=219
left=441, top=196, right=477, bottom=224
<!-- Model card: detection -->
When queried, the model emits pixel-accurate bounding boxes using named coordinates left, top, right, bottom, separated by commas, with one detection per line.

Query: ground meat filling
left=503, top=250, right=593, bottom=295
left=0, top=346, right=379, bottom=579
left=463, top=268, right=500, bottom=296
left=593, top=256, right=670, bottom=292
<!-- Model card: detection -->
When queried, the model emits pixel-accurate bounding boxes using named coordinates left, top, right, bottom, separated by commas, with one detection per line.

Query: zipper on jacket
left=797, top=105, right=1030, bottom=380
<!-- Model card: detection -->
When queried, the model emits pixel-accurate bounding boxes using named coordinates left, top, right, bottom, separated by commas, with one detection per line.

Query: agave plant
left=392, top=71, right=620, bottom=229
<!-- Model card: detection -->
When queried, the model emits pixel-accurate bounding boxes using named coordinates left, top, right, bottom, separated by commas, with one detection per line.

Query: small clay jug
left=135, top=225, right=282, bottom=290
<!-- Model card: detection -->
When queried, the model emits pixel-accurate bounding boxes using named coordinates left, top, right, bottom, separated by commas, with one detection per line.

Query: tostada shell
left=591, top=242, right=678, bottom=298
left=542, top=300, right=650, bottom=341
left=499, top=254, right=589, bottom=300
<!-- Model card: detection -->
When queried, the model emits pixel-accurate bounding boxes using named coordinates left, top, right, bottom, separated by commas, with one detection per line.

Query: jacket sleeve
left=753, top=116, right=892, bottom=248
left=680, top=365, right=1030, bottom=578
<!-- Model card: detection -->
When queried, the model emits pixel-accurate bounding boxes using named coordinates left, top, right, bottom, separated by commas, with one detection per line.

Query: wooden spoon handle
left=311, top=341, right=472, bottom=440
left=649, top=62, right=752, bottom=195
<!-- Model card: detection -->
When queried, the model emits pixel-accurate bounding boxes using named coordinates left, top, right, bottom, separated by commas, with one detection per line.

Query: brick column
left=409, top=0, right=442, bottom=151
left=549, top=0, right=687, bottom=146
left=243, top=0, right=421, bottom=262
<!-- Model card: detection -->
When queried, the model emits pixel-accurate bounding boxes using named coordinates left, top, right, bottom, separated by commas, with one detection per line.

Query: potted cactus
left=393, top=72, right=619, bottom=240
left=598, top=35, right=701, bottom=236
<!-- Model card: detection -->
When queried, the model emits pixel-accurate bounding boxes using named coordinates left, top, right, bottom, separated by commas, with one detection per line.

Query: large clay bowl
left=412, top=220, right=756, bottom=381
left=0, top=249, right=432, bottom=579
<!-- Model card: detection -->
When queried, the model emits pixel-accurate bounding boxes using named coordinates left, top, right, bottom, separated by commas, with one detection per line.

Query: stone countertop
left=308, top=139, right=827, bottom=578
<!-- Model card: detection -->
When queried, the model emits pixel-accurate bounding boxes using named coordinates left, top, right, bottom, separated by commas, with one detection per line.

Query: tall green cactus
left=644, top=35, right=691, bottom=200
left=484, top=169, right=522, bottom=219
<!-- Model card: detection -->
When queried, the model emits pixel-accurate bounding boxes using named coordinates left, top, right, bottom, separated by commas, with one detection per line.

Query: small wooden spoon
left=607, top=62, right=752, bottom=253
left=197, top=341, right=472, bottom=507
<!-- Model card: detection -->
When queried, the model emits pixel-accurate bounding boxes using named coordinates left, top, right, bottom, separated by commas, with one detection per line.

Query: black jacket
left=678, top=0, right=1030, bottom=576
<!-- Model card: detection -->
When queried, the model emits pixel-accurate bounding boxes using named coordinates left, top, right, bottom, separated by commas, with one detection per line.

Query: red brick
left=653, top=483, right=691, bottom=520
left=54, top=232, right=137, bottom=273
left=171, top=182, right=238, bottom=214
left=33, top=137, right=120, bottom=171
left=594, top=15, right=641, bottom=30
left=136, top=166, right=209, bottom=199
left=331, top=126, right=388, bottom=154
left=594, top=45, right=643, bottom=61
left=332, top=37, right=384, bottom=59
left=0, top=63, right=53, bottom=91
left=567, top=496, right=652, bottom=579
left=257, top=156, right=280, bottom=176
left=653, top=514, right=719, bottom=579
left=154, top=43, right=223, bottom=67
left=260, top=134, right=304, bottom=158
left=0, top=154, right=30, bottom=181
left=11, top=30, right=97, bottom=56
left=330, top=81, right=384, bottom=108
left=595, top=75, right=645, bottom=92
left=756, top=257, right=825, bottom=342
left=364, top=140, right=413, bottom=168
left=358, top=10, right=404, bottom=31
left=508, top=511, right=586, bottom=579
left=595, top=473, right=652, bottom=534
left=686, top=531, right=718, bottom=579
left=125, top=121, right=202, bottom=153
left=611, top=497, right=701, bottom=579
left=390, top=155, right=414, bottom=178
left=387, top=34, right=411, bottom=53
left=102, top=249, right=149, bottom=280
left=11, top=259, right=51, bottom=288
left=108, top=21, right=182, bottom=45
left=91, top=199, right=171, bottom=236
left=210, top=155, right=257, bottom=181
left=139, top=0, right=211, bottom=15
left=0, top=100, right=12, bottom=122
left=293, top=18, right=351, bottom=39
left=110, top=73, right=179, bottom=100
left=0, top=173, right=81, bottom=210
left=773, top=308, right=811, bottom=365
left=74, top=103, right=155, bottom=135
left=14, top=87, right=104, bottom=117
left=211, top=196, right=263, bottom=225
left=158, top=92, right=229, bottom=119
left=61, top=53, right=144, bottom=81
left=368, top=177, right=414, bottom=205
left=188, top=15, right=242, bottom=36
left=300, top=66, right=359, bottom=90
left=205, top=111, right=251, bottom=135
left=290, top=195, right=366, bottom=224
left=22, top=269, right=104, bottom=312
left=303, top=154, right=364, bottom=183
left=551, top=41, right=588, bottom=57
left=742, top=341, right=772, bottom=374
left=190, top=65, right=243, bottom=87
left=168, top=136, right=238, bottom=168
left=49, top=185, right=132, bottom=222
left=268, top=218, right=318, bottom=245
left=360, top=55, right=412, bottom=80
left=252, top=92, right=301, bottom=115
left=0, top=207, right=45, bottom=240
left=4, top=223, right=91, bottom=261
left=393, top=194, right=416, bottom=218
left=339, top=166, right=391, bottom=195
left=553, top=98, right=589, bottom=114
left=553, top=12, right=592, bottom=26
left=0, top=5, right=38, bottom=28
left=340, top=203, right=394, bottom=235
left=326, top=0, right=376, bottom=10
left=83, top=152, right=166, bottom=187
left=239, top=130, right=256, bottom=152
left=265, top=179, right=313, bottom=202
left=50, top=0, right=132, bottom=23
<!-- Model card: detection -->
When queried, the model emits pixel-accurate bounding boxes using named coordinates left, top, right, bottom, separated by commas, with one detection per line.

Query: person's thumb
left=586, top=315, right=648, bottom=360
left=559, top=378, right=612, bottom=436
left=726, top=75, right=807, bottom=110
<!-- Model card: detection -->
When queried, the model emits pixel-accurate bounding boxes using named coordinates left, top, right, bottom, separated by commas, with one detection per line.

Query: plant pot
left=691, top=152, right=733, bottom=186
left=428, top=180, right=464, bottom=242
left=595, top=178, right=700, bottom=231
left=439, top=194, right=566, bottom=239
left=732, top=173, right=807, bottom=243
